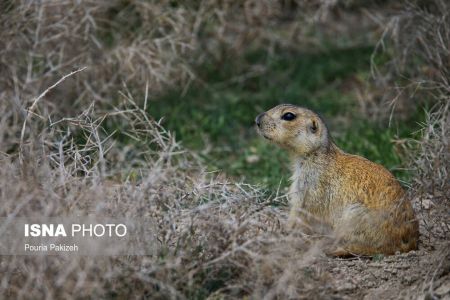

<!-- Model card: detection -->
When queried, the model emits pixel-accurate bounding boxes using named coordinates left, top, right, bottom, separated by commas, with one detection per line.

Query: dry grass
left=379, top=0, right=450, bottom=240
left=0, top=0, right=381, bottom=111
left=367, top=0, right=450, bottom=119
left=407, top=102, right=449, bottom=240
left=0, top=0, right=449, bottom=299
left=1, top=91, right=332, bottom=298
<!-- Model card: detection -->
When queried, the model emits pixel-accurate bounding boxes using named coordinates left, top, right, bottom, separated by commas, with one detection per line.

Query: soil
left=316, top=242, right=449, bottom=299
left=312, top=203, right=450, bottom=300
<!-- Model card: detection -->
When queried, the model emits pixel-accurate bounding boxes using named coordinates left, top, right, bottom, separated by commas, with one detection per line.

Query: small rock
left=245, top=154, right=260, bottom=164
left=421, top=199, right=434, bottom=209
left=336, top=282, right=356, bottom=291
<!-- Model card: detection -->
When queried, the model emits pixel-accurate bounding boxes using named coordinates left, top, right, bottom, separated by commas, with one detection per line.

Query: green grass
left=148, top=47, right=421, bottom=189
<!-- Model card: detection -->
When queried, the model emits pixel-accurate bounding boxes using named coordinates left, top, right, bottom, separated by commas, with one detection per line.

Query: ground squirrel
left=256, top=104, right=419, bottom=256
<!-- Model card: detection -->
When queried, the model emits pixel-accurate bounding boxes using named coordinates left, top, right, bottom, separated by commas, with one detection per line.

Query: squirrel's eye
left=281, top=112, right=296, bottom=121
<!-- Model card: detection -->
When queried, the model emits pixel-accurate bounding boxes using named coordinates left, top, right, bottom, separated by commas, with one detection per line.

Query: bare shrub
left=0, top=1, right=197, bottom=110
left=368, top=0, right=449, bottom=120
left=2, top=1, right=359, bottom=294
left=0, top=0, right=388, bottom=163
left=406, top=102, right=449, bottom=240
left=0, top=0, right=383, bottom=119
left=0, top=86, right=329, bottom=298
left=366, top=0, right=450, bottom=242
left=385, top=0, right=449, bottom=86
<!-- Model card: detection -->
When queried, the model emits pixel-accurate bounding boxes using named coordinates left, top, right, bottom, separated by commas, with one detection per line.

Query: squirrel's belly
left=289, top=180, right=333, bottom=224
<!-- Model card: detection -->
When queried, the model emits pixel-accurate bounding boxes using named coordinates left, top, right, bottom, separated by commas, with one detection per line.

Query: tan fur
left=256, top=104, right=419, bottom=256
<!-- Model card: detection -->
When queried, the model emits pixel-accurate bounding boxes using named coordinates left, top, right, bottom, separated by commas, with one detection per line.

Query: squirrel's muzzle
left=255, top=112, right=265, bottom=127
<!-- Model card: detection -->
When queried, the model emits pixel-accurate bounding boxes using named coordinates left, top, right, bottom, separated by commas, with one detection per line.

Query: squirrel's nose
left=255, top=113, right=265, bottom=127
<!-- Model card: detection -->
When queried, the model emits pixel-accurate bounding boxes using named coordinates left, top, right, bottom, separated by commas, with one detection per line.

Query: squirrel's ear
left=309, top=119, right=318, bottom=134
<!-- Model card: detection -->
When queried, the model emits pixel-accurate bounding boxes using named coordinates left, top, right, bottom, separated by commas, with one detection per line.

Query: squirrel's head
left=256, top=104, right=331, bottom=156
